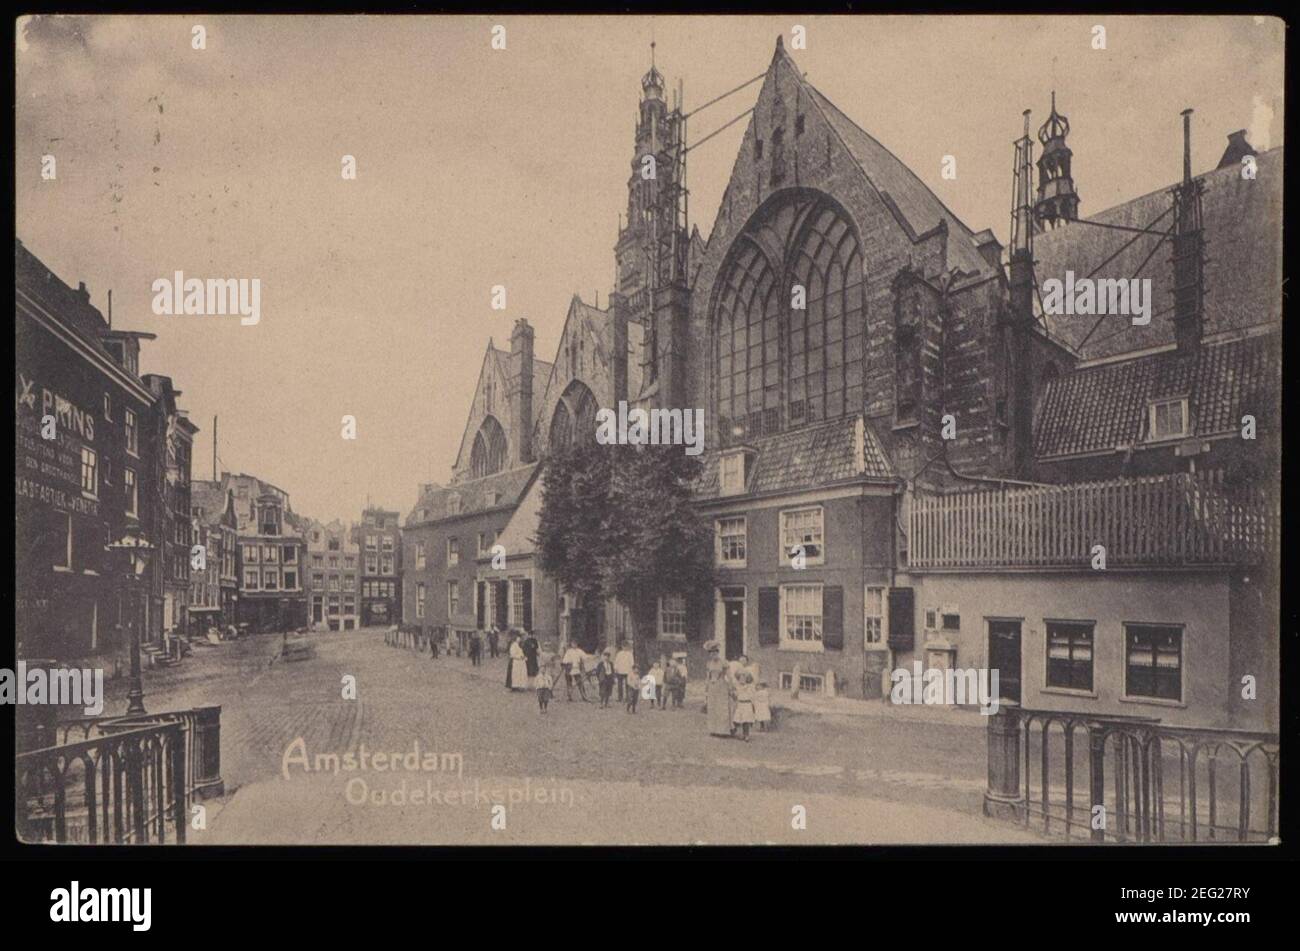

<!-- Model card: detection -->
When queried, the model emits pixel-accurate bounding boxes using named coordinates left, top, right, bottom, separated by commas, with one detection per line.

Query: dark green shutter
left=494, top=580, right=509, bottom=628
left=888, top=587, right=914, bottom=651
left=522, top=579, right=533, bottom=631
left=822, top=586, right=844, bottom=650
left=758, top=588, right=780, bottom=645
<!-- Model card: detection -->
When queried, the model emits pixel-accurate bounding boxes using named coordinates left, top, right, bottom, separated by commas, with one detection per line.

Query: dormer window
left=1147, top=398, right=1189, bottom=442
left=447, top=493, right=461, bottom=516
left=720, top=450, right=748, bottom=496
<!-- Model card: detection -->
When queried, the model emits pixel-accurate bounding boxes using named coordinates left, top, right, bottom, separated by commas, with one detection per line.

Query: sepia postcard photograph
left=10, top=11, right=1284, bottom=865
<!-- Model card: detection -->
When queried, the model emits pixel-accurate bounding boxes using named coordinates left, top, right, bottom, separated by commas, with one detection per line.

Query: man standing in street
left=488, top=625, right=500, bottom=659
left=562, top=641, right=589, bottom=702
left=613, top=641, right=634, bottom=702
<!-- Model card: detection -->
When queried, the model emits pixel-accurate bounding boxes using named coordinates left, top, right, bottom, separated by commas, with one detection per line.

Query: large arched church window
left=714, top=190, right=865, bottom=444
left=470, top=415, right=508, bottom=477
left=547, top=380, right=600, bottom=452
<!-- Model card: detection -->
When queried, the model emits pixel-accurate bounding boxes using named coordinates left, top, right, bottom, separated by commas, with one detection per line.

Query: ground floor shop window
left=1124, top=624, right=1182, bottom=702
left=1046, top=621, right=1094, bottom=691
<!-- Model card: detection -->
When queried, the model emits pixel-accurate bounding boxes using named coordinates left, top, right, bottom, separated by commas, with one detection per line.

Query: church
left=402, top=38, right=1279, bottom=728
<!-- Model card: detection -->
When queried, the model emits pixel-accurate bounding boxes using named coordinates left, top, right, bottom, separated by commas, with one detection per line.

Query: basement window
left=779, top=671, right=825, bottom=693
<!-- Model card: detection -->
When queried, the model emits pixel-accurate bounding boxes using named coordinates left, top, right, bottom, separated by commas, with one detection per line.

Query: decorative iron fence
left=985, top=705, right=1279, bottom=843
left=16, top=707, right=222, bottom=845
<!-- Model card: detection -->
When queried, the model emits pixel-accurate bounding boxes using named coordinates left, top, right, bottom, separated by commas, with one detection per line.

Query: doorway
left=721, top=587, right=745, bottom=660
left=987, top=619, right=1022, bottom=703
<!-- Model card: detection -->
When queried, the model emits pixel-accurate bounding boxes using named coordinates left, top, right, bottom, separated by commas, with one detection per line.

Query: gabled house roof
left=405, top=463, right=538, bottom=528
left=1034, top=329, right=1279, bottom=459
left=695, top=413, right=894, bottom=499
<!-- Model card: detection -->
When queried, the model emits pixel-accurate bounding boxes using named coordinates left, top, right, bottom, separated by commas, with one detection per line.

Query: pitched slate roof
left=190, top=482, right=235, bottom=527
left=405, top=464, right=538, bottom=527
left=1033, top=147, right=1283, bottom=361
left=1034, top=330, right=1279, bottom=458
left=801, top=84, right=994, bottom=280
left=695, top=414, right=894, bottom=499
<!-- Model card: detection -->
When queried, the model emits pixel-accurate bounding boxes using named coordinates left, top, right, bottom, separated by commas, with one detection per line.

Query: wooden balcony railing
left=907, top=469, right=1277, bottom=570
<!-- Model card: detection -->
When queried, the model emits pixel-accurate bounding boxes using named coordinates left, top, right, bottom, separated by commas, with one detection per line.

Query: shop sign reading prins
left=16, top=373, right=96, bottom=443
left=14, top=371, right=100, bottom=517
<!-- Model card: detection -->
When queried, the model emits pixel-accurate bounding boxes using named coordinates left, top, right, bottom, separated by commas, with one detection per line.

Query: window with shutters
left=864, top=586, right=888, bottom=647
left=510, top=579, right=527, bottom=628
left=448, top=580, right=459, bottom=617
left=447, top=537, right=459, bottom=567
left=416, top=583, right=426, bottom=619
left=780, top=584, right=823, bottom=651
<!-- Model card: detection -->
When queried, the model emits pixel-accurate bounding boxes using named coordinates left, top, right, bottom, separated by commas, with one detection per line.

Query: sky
left=15, top=14, right=1284, bottom=523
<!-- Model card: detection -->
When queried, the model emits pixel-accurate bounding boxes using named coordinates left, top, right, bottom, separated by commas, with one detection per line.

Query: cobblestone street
left=100, top=629, right=1040, bottom=845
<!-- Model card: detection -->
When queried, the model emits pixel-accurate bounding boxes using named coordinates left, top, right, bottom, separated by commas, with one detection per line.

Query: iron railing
left=985, top=705, right=1279, bottom=843
left=16, top=707, right=222, bottom=845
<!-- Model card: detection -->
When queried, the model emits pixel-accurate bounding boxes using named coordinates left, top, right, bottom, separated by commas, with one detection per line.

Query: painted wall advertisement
left=15, top=370, right=100, bottom=519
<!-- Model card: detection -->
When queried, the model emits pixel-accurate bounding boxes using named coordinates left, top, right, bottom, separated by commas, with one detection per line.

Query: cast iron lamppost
left=106, top=530, right=154, bottom=715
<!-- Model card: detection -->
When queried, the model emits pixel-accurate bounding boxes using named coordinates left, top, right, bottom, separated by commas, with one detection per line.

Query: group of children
left=535, top=648, right=690, bottom=715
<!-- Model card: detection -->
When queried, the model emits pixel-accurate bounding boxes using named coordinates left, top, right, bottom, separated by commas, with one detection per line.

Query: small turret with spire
left=1034, top=91, right=1080, bottom=229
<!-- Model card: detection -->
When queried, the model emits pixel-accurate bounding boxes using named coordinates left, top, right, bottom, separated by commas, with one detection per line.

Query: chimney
left=509, top=318, right=535, bottom=465
left=1007, top=109, right=1037, bottom=478
left=1216, top=129, right=1257, bottom=170
left=1171, top=109, right=1206, bottom=356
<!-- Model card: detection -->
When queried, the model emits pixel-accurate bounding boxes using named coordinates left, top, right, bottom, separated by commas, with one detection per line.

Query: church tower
left=610, top=43, right=689, bottom=402
left=1034, top=92, right=1080, bottom=229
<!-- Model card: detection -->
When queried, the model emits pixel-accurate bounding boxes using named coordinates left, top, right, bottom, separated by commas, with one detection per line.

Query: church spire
left=1033, top=90, right=1080, bottom=229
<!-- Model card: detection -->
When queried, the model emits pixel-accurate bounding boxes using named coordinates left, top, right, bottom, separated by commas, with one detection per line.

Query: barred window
left=714, top=191, right=864, bottom=445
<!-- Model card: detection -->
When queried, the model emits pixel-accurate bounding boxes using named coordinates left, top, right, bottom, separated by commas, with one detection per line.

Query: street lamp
left=106, top=529, right=155, bottom=716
